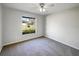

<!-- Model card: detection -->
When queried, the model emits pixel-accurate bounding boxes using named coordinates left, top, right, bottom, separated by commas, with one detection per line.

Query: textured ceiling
left=2, top=3, right=79, bottom=15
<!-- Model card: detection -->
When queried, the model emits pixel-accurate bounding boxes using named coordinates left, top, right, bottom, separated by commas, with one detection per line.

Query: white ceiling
left=2, top=3, right=79, bottom=15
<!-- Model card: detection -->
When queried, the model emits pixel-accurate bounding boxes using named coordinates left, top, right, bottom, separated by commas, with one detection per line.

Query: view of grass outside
left=22, top=17, right=35, bottom=35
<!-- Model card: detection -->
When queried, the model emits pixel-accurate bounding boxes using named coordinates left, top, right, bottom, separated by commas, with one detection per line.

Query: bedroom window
left=22, top=16, right=36, bottom=35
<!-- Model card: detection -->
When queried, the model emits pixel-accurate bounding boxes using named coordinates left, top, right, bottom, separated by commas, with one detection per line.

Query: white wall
left=0, top=4, right=2, bottom=52
left=2, top=6, right=45, bottom=46
left=46, top=7, right=79, bottom=50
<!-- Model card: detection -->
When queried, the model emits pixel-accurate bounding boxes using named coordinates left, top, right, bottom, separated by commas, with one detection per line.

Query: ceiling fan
left=39, top=3, right=54, bottom=12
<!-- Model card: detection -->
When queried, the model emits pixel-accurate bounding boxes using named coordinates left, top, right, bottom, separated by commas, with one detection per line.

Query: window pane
left=22, top=16, right=36, bottom=35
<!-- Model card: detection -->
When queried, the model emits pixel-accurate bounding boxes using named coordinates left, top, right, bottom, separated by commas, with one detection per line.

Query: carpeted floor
left=0, top=37, right=79, bottom=56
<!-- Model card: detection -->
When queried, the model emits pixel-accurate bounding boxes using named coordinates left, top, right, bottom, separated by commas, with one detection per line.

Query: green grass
left=22, top=23, right=35, bottom=35
left=22, top=29, right=35, bottom=34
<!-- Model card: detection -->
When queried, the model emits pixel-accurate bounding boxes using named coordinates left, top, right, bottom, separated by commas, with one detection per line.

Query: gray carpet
left=0, top=37, right=79, bottom=56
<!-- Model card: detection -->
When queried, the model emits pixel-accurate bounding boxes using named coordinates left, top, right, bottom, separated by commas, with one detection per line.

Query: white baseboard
left=45, top=35, right=79, bottom=50
left=3, top=35, right=43, bottom=46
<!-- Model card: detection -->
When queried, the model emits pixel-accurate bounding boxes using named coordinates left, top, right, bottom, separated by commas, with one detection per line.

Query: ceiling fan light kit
left=39, top=3, right=46, bottom=12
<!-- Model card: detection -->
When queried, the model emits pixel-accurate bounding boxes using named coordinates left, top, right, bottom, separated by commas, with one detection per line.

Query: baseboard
left=3, top=36, right=44, bottom=47
left=45, top=35, right=79, bottom=50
